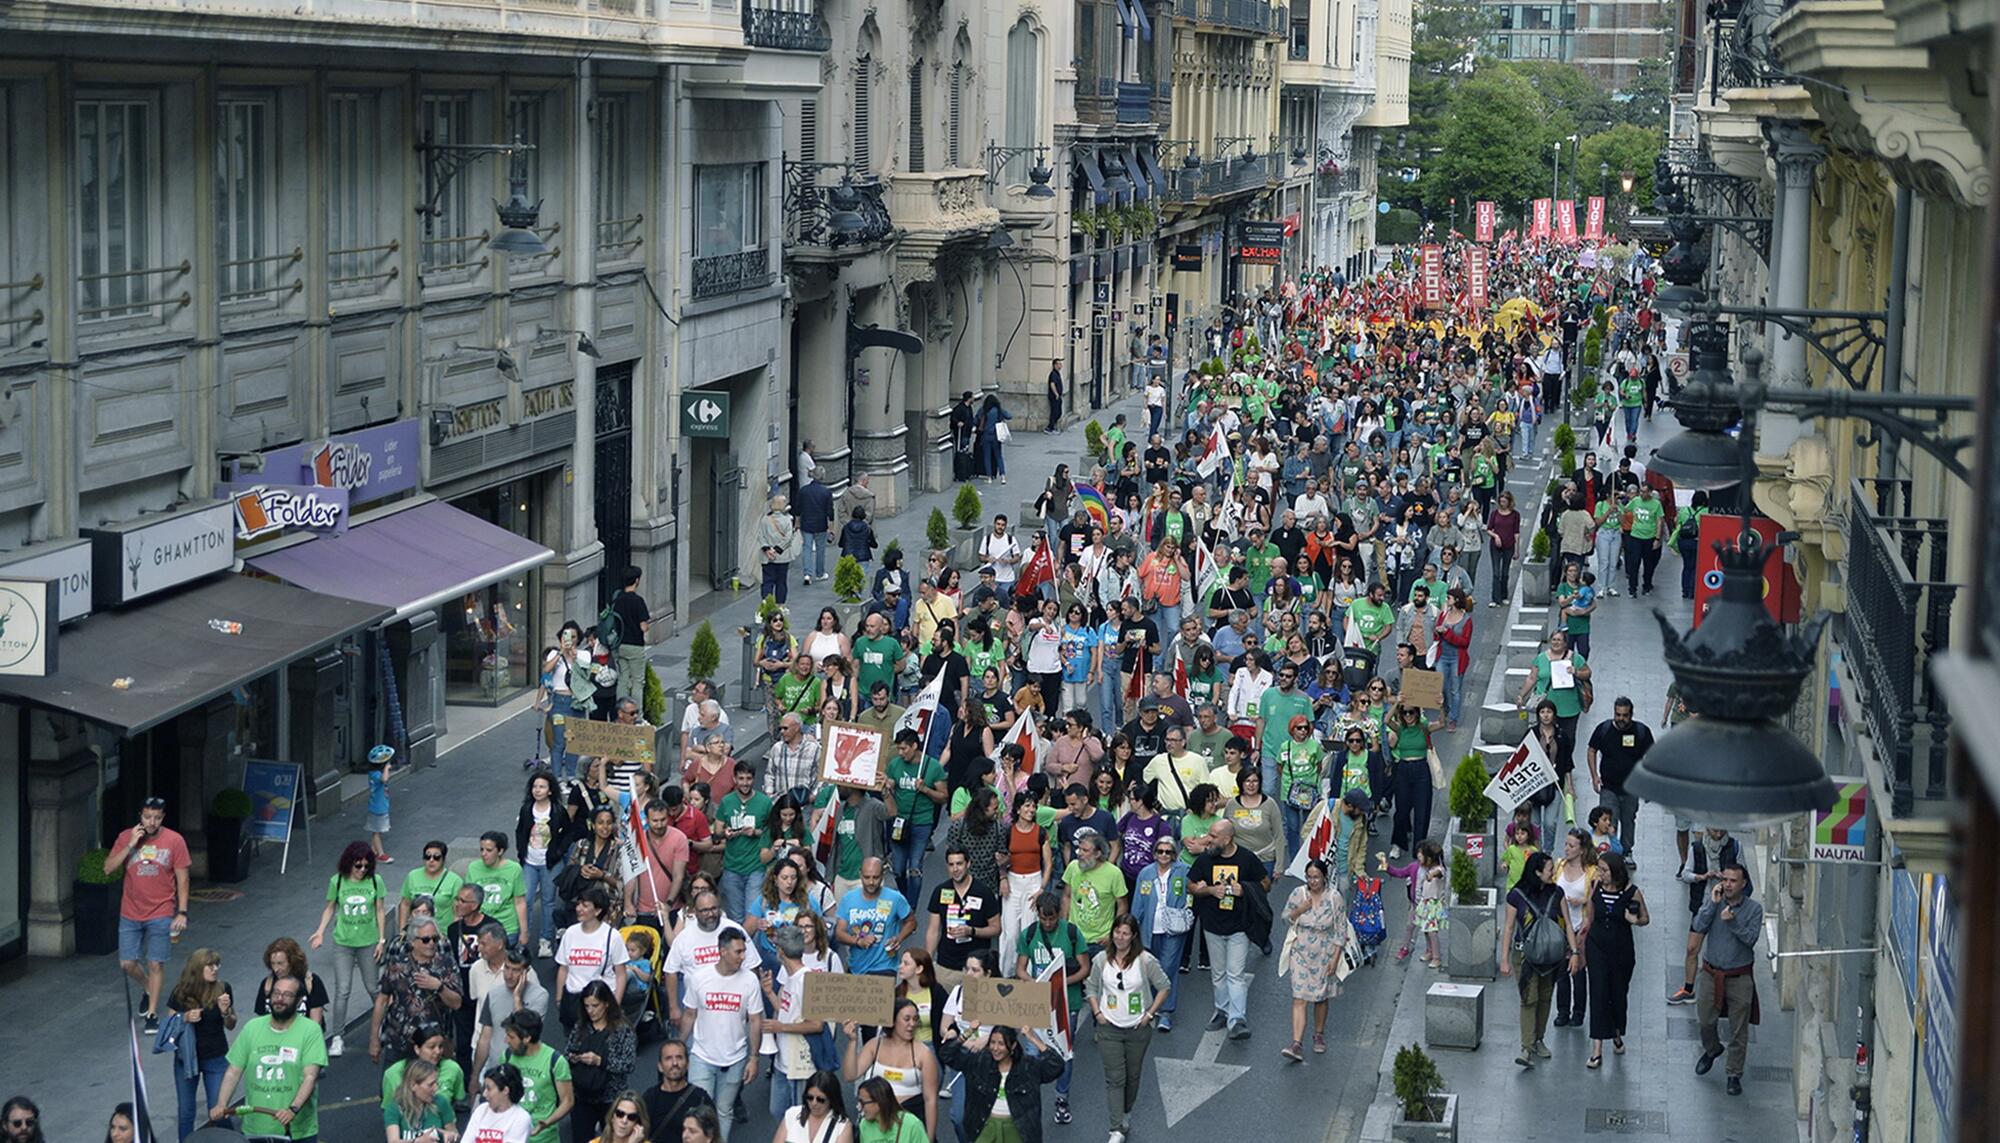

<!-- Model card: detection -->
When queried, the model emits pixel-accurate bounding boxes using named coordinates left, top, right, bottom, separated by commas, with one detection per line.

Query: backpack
left=1349, top=876, right=1387, bottom=948
left=597, top=602, right=623, bottom=652
left=1517, top=891, right=1569, bottom=966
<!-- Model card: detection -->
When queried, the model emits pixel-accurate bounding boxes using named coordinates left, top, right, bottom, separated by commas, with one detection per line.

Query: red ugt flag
left=1474, top=201, right=1496, bottom=243
left=1555, top=199, right=1578, bottom=243
left=1530, top=199, right=1552, bottom=240
left=1585, top=196, right=1605, bottom=240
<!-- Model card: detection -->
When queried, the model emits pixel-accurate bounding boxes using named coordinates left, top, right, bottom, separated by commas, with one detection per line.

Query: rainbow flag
left=1073, top=482, right=1109, bottom=531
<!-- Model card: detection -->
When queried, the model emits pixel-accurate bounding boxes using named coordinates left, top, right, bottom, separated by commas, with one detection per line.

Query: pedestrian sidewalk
left=1356, top=523, right=1802, bottom=1141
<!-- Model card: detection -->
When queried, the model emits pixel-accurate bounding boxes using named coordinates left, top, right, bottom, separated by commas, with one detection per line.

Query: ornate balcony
left=690, top=249, right=775, bottom=299
left=784, top=163, right=894, bottom=258
left=741, top=0, right=832, bottom=51
left=886, top=170, right=1003, bottom=252
left=1166, top=153, right=1278, bottom=202
left=1173, top=0, right=1284, bottom=34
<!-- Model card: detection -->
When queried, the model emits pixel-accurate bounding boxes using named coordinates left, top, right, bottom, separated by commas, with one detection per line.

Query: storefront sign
left=1888, top=856, right=1919, bottom=1008
left=0, top=539, right=94, bottom=623
left=1585, top=196, right=1606, bottom=240
left=85, top=500, right=235, bottom=607
left=220, top=483, right=350, bottom=541
left=1809, top=780, right=1868, bottom=862
left=680, top=390, right=733, bottom=439
left=1172, top=244, right=1203, bottom=271
left=243, top=759, right=306, bottom=874
left=440, top=382, right=574, bottom=442
left=0, top=577, right=56, bottom=677
left=1474, top=201, right=1496, bottom=243
left=1921, top=874, right=1957, bottom=1133
left=259, top=419, right=422, bottom=502
left=1466, top=247, right=1489, bottom=309
left=1238, top=221, right=1286, bottom=266
left=1555, top=199, right=1578, bottom=243
left=1419, top=244, right=1444, bottom=308
left=1530, top=198, right=1552, bottom=240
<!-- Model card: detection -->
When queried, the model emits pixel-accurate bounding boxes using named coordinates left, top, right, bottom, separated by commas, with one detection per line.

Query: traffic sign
left=680, top=390, right=732, bottom=438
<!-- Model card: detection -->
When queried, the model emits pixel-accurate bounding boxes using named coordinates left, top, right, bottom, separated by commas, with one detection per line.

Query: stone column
left=24, top=711, right=99, bottom=957
left=850, top=284, right=912, bottom=512
left=1760, top=122, right=1823, bottom=455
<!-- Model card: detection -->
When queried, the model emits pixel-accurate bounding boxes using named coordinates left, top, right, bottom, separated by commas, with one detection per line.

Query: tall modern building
left=1484, top=0, right=1668, bottom=88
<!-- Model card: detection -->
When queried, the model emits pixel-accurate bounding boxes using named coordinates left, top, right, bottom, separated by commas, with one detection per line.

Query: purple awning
left=246, top=500, right=554, bottom=621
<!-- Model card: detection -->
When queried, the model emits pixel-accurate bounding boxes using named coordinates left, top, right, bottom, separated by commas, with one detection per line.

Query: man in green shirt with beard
left=1255, top=662, right=1315, bottom=793
left=210, top=976, right=327, bottom=1139
left=716, top=761, right=774, bottom=923
left=1242, top=525, right=1282, bottom=598
left=502, top=1009, right=574, bottom=1143
left=852, top=611, right=905, bottom=702
left=1345, top=580, right=1395, bottom=653
left=1623, top=483, right=1665, bottom=596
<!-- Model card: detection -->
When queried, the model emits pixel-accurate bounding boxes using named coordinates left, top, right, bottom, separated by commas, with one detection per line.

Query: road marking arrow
left=1155, top=1028, right=1250, bottom=1127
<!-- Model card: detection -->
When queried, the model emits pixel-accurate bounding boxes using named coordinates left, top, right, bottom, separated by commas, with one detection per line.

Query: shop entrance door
left=594, top=362, right=635, bottom=610
left=708, top=452, right=745, bottom=589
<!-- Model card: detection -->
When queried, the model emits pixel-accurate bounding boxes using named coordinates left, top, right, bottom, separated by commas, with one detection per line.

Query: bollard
left=738, top=630, right=759, bottom=711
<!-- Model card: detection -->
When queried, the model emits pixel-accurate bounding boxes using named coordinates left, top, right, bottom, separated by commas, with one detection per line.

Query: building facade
left=1485, top=0, right=1668, bottom=88
left=1680, top=0, right=1986, bottom=1136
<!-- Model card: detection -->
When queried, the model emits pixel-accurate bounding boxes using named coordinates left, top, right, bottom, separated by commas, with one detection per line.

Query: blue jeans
left=1026, top=1013, right=1083, bottom=1097
left=176, top=1055, right=229, bottom=1140
left=768, top=1071, right=807, bottom=1119
left=1153, top=602, right=1181, bottom=650
left=688, top=1055, right=749, bottom=1142
left=1281, top=800, right=1309, bottom=864
left=1098, top=673, right=1125, bottom=740
left=1146, top=930, right=1189, bottom=1017
left=523, top=858, right=562, bottom=948
left=1622, top=405, right=1641, bottom=439
left=721, top=869, right=760, bottom=924
left=889, top=819, right=936, bottom=905
left=761, top=560, right=790, bottom=605
left=982, top=437, right=1006, bottom=479
left=802, top=531, right=827, bottom=580
left=1205, top=931, right=1250, bottom=1021
left=1441, top=653, right=1464, bottom=725
left=547, top=693, right=576, bottom=780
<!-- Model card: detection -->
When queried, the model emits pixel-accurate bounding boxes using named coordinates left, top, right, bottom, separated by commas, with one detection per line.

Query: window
left=799, top=97, right=819, bottom=165
left=694, top=164, right=766, bottom=258
left=418, top=93, right=473, bottom=272
left=328, top=90, right=395, bottom=300
left=75, top=94, right=160, bottom=322
left=217, top=94, right=279, bottom=306
left=594, top=94, right=639, bottom=261
left=908, top=62, right=926, bottom=173
left=853, top=55, right=872, bottom=171
left=947, top=66, right=962, bottom=167
left=1004, top=21, right=1039, bottom=184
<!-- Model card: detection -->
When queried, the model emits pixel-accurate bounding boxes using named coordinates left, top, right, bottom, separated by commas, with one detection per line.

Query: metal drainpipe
left=1877, top=182, right=1912, bottom=480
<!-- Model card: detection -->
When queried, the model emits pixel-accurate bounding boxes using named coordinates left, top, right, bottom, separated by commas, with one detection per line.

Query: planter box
left=1518, top=562, right=1551, bottom=606
left=205, top=814, right=252, bottom=883
left=1444, top=890, right=1499, bottom=982
left=1475, top=743, right=1515, bottom=775
left=73, top=880, right=120, bottom=956
left=1479, top=703, right=1525, bottom=745
left=1504, top=640, right=1544, bottom=671
left=1446, top=816, right=1495, bottom=889
left=952, top=537, right=981, bottom=571
left=1425, top=981, right=1487, bottom=1047
left=1390, top=1094, right=1459, bottom=1143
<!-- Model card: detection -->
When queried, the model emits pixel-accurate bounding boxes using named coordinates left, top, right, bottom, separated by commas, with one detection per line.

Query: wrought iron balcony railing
left=741, top=0, right=832, bottom=51
left=1843, top=476, right=1959, bottom=815
left=690, top=249, right=775, bottom=298
left=783, top=162, right=894, bottom=250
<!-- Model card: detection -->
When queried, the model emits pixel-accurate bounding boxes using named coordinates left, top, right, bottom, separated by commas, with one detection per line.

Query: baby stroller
left=620, top=921, right=668, bottom=1041
left=1336, top=644, right=1378, bottom=695
left=1350, top=874, right=1388, bottom=966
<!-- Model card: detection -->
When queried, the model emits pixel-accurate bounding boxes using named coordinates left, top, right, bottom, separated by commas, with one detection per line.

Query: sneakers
left=1532, top=1040, right=1552, bottom=1059
left=1668, top=985, right=1696, bottom=1006
left=1053, top=1097, right=1071, bottom=1125
left=1515, top=1050, right=1535, bottom=1068
left=1157, top=1014, right=1173, bottom=1033
left=1313, top=1033, right=1327, bottom=1054
left=537, top=938, right=554, bottom=959
left=1108, top=1131, right=1126, bottom=1143
left=1281, top=1040, right=1304, bottom=1062
left=1206, top=1010, right=1228, bottom=1032
left=141, top=1012, right=160, bottom=1035
left=1227, top=1019, right=1251, bottom=1040
left=328, top=1034, right=345, bottom=1058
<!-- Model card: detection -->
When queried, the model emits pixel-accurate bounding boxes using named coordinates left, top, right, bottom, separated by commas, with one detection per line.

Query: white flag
left=1193, top=538, right=1222, bottom=611
left=1482, top=731, right=1561, bottom=814
left=1195, top=422, right=1230, bottom=479
left=896, top=669, right=946, bottom=738
left=999, top=708, right=1049, bottom=785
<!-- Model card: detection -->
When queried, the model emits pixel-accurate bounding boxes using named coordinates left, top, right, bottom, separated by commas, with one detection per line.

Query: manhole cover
left=1584, top=1108, right=1667, bottom=1135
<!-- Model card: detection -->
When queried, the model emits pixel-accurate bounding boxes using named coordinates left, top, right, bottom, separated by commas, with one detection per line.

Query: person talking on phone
left=106, top=794, right=191, bottom=1032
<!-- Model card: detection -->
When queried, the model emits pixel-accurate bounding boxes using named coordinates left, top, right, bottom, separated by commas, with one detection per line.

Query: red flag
left=809, top=798, right=839, bottom=869
left=1039, top=957, right=1074, bottom=1057
left=1174, top=656, right=1188, bottom=698
left=1474, top=200, right=1496, bottom=243
left=1556, top=199, right=1578, bottom=243
left=1014, top=537, right=1055, bottom=598
left=1585, top=196, right=1605, bottom=240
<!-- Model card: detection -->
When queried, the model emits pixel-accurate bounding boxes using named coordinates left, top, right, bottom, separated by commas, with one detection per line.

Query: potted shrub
left=1444, top=754, right=1496, bottom=887
left=953, top=483, right=983, bottom=531
left=832, top=555, right=867, bottom=604
left=689, top=619, right=723, bottom=698
left=1084, top=419, right=1107, bottom=462
left=1390, top=1043, right=1458, bottom=1143
left=926, top=508, right=951, bottom=564
left=206, top=787, right=255, bottom=883
left=1520, top=529, right=1553, bottom=606
left=1550, top=421, right=1576, bottom=456
left=1445, top=847, right=1500, bottom=982
left=73, top=848, right=122, bottom=956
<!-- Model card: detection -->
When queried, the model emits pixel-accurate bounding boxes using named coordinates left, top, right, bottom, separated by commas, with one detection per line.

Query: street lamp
left=1619, top=168, right=1636, bottom=195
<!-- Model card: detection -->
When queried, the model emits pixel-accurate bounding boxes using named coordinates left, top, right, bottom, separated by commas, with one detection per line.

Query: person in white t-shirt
left=664, top=891, right=763, bottom=1024
left=464, top=1065, right=535, bottom=1143
left=680, top=930, right=763, bottom=1141
left=758, top=926, right=830, bottom=1117
left=977, top=517, right=1022, bottom=593
left=553, top=887, right=626, bottom=1032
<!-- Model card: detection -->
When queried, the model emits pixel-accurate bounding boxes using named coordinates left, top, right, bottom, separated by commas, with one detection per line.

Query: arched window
left=1004, top=20, right=1039, bottom=183
left=854, top=51, right=874, bottom=172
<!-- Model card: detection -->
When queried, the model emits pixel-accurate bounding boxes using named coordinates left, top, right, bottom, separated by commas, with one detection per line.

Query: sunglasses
left=142, top=796, right=167, bottom=810
left=612, top=1109, right=641, bottom=1122
left=413, top=935, right=438, bottom=944
left=424, top=852, right=445, bottom=861
left=352, top=859, right=371, bottom=868
left=8, top=1120, right=36, bottom=1129
left=805, top=1094, right=830, bottom=1105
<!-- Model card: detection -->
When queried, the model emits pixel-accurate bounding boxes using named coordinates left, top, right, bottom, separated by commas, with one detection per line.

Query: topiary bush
left=1450, top=847, right=1481, bottom=905
left=1392, top=1043, right=1447, bottom=1122
left=833, top=555, right=866, bottom=602
left=1084, top=419, right=1106, bottom=460
left=643, top=663, right=668, bottom=724
left=688, top=621, right=722, bottom=682
left=953, top=483, right=983, bottom=530
left=1558, top=446, right=1576, bottom=476
left=78, top=848, right=122, bottom=885
left=926, top=508, right=950, bottom=552
left=1530, top=528, right=1552, bottom=562
left=1447, top=753, right=1494, bottom=829
left=1551, top=422, right=1576, bottom=453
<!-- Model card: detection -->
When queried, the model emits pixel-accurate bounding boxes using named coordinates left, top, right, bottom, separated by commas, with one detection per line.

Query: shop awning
left=1112, top=0, right=1137, bottom=37
left=246, top=500, right=554, bottom=621
left=1124, top=145, right=1152, bottom=202
left=1133, top=145, right=1167, bottom=197
left=1077, top=153, right=1110, bottom=206
left=0, top=576, right=392, bottom=735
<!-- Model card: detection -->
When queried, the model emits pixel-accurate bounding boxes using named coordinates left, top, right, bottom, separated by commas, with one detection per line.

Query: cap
left=978, top=564, right=997, bottom=576
left=883, top=582, right=903, bottom=595
left=1139, top=697, right=1164, bottom=713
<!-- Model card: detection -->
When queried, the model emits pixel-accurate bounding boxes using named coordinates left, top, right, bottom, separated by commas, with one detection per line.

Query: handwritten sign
left=564, top=719, right=656, bottom=766
left=820, top=722, right=887, bottom=790
left=1400, top=669, right=1443, bottom=711
left=963, top=975, right=1055, bottom=1030
left=801, top=971, right=896, bottom=1026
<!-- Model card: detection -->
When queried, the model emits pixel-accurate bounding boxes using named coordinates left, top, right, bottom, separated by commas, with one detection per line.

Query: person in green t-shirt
left=1059, top=829, right=1126, bottom=946
left=1016, top=893, right=1091, bottom=1016
left=1623, top=485, right=1665, bottom=596
left=885, top=729, right=948, bottom=903
left=772, top=653, right=824, bottom=729
left=1256, top=664, right=1316, bottom=774
left=717, top=762, right=775, bottom=922
left=853, top=613, right=906, bottom=700
left=501, top=1010, right=574, bottom=1143
left=1274, top=716, right=1325, bottom=859
left=467, top=833, right=529, bottom=938
left=1516, top=630, right=1591, bottom=722
left=398, top=845, right=464, bottom=932
left=310, top=846, right=387, bottom=1053
left=380, top=1029, right=468, bottom=1106
left=211, top=980, right=329, bottom=1139
left=382, top=1057, right=455, bottom=1141
left=1345, top=581, right=1395, bottom=651
left=1618, top=368, right=1645, bottom=443
left=1243, top=531, right=1282, bottom=597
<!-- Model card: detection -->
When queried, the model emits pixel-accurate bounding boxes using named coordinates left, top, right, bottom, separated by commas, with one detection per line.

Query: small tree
left=1447, top=753, right=1495, bottom=830
left=833, top=555, right=866, bottom=602
left=643, top=663, right=668, bottom=724
left=1571, top=373, right=1600, bottom=409
left=953, top=483, right=983, bottom=530
left=688, top=621, right=722, bottom=683
left=883, top=537, right=901, bottom=559
left=1084, top=419, right=1107, bottom=460
left=755, top=595, right=784, bottom=626
left=1392, top=1043, right=1447, bottom=1122
left=1530, top=528, right=1553, bottom=562
left=1450, top=847, right=1481, bottom=906
left=926, top=508, right=951, bottom=552
left=1551, top=421, right=1577, bottom=453
left=1558, top=446, right=1577, bottom=476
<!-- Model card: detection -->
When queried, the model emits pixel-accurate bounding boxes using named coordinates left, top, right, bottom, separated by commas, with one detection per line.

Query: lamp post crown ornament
left=1654, top=538, right=1827, bottom=723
